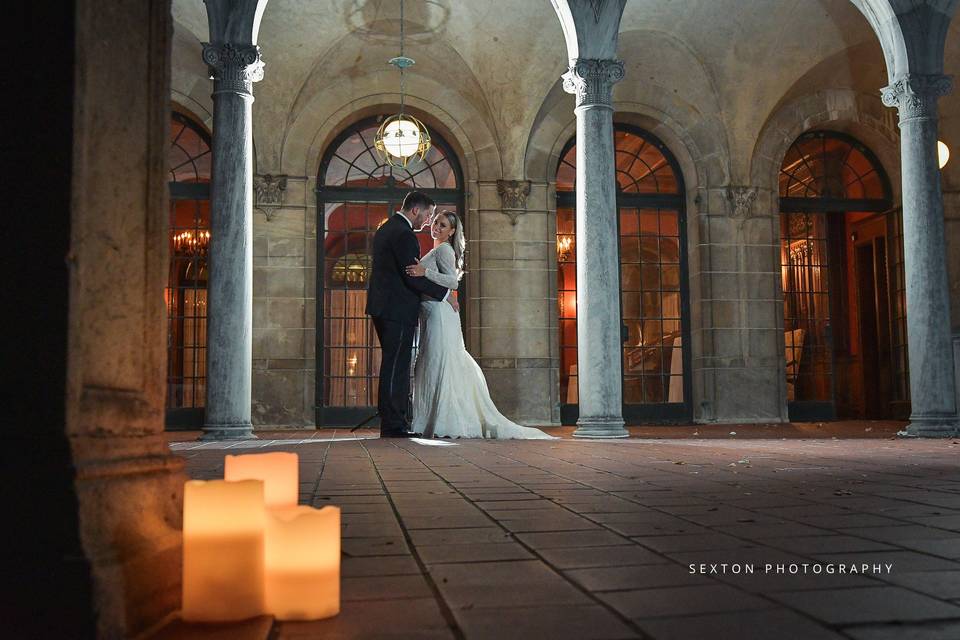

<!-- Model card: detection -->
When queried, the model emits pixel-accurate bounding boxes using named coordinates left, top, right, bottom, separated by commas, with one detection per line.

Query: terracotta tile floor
left=171, top=423, right=960, bottom=640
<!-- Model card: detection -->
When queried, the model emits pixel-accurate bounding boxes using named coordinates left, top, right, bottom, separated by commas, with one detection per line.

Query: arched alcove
left=314, top=115, right=465, bottom=425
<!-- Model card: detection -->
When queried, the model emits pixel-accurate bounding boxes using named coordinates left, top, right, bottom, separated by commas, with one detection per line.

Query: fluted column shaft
left=201, top=43, right=263, bottom=440
left=563, top=59, right=628, bottom=438
left=882, top=74, right=959, bottom=437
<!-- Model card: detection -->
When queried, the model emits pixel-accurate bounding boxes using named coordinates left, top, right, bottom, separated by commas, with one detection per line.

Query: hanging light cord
left=399, top=0, right=406, bottom=115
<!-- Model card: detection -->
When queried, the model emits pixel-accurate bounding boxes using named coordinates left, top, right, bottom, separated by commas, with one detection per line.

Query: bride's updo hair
left=440, top=210, right=465, bottom=280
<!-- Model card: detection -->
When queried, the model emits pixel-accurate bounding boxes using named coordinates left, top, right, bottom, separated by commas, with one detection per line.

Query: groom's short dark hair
left=401, top=191, right=435, bottom=212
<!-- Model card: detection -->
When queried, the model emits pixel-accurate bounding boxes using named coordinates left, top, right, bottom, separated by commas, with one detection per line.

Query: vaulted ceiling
left=170, top=0, right=960, bottom=181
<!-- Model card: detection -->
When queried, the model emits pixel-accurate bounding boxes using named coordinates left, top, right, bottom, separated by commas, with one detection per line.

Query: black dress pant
left=372, top=316, right=416, bottom=434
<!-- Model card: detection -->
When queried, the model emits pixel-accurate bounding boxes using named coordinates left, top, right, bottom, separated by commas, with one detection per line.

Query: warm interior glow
left=265, top=506, right=341, bottom=621
left=182, top=479, right=266, bottom=622
left=173, top=229, right=211, bottom=256
left=224, top=452, right=299, bottom=509
left=382, top=118, right=422, bottom=158
left=939, top=140, right=950, bottom=169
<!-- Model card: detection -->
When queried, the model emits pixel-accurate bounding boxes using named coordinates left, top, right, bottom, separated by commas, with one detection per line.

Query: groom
left=366, top=191, right=458, bottom=438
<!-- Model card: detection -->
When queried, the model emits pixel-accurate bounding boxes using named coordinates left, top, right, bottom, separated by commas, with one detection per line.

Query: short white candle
left=265, top=505, right=341, bottom=620
left=224, top=451, right=299, bottom=509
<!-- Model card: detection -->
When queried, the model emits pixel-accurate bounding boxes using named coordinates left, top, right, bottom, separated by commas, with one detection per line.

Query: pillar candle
left=265, top=505, right=341, bottom=620
left=182, top=479, right=265, bottom=622
left=224, top=451, right=299, bottom=509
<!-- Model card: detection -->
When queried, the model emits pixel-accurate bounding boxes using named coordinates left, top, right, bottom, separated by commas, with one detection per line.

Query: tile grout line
left=455, top=442, right=891, bottom=635
left=357, top=439, right=466, bottom=640
left=392, top=441, right=657, bottom=640
left=482, top=441, right=960, bottom=632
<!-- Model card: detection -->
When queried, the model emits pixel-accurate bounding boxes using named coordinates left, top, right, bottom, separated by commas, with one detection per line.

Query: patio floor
left=170, top=424, right=960, bottom=640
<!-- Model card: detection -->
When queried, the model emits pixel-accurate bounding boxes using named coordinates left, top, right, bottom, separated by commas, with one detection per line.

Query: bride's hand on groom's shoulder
left=405, top=261, right=426, bottom=277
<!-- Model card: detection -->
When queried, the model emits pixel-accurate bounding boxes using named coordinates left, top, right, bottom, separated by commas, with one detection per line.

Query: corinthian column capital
left=202, top=42, right=265, bottom=97
left=881, top=74, right=953, bottom=122
left=562, top=58, right=625, bottom=108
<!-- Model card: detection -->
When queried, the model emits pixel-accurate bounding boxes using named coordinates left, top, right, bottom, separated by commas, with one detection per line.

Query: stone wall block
left=266, top=298, right=305, bottom=328
left=480, top=269, right=550, bottom=299
left=479, top=298, right=550, bottom=329
left=478, top=327, right=550, bottom=359
left=744, top=244, right=778, bottom=273
left=478, top=240, right=515, bottom=260
left=712, top=367, right=782, bottom=422
left=253, top=368, right=307, bottom=426
left=253, top=328, right=305, bottom=359
left=262, top=266, right=305, bottom=298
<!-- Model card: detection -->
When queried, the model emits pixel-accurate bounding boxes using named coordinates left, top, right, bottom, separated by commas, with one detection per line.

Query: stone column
left=562, top=59, right=628, bottom=438
left=201, top=43, right=264, bottom=440
left=882, top=74, right=960, bottom=437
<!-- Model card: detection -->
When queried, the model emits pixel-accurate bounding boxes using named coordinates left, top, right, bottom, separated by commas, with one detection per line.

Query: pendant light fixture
left=374, top=0, right=431, bottom=167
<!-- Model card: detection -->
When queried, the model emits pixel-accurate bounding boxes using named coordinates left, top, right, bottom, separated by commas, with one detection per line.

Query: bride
left=405, top=211, right=555, bottom=440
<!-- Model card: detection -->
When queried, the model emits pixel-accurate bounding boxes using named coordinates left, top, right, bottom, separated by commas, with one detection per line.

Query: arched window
left=779, top=131, right=907, bottom=420
left=557, top=125, right=690, bottom=424
left=166, top=108, right=211, bottom=428
left=316, top=116, right=464, bottom=425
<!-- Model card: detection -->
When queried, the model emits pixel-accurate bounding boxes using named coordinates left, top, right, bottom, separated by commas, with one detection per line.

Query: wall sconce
left=557, top=235, right=574, bottom=261
left=939, top=140, right=950, bottom=169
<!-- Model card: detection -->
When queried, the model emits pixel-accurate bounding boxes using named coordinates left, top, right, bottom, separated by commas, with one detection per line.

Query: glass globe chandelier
left=374, top=0, right=431, bottom=168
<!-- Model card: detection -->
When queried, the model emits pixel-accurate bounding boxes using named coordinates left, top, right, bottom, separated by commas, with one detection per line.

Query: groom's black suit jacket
left=366, top=214, right=448, bottom=325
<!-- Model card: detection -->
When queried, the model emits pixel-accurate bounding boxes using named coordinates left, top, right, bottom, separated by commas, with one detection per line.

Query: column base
left=573, top=417, right=629, bottom=439
left=200, top=423, right=257, bottom=441
left=899, top=413, right=959, bottom=439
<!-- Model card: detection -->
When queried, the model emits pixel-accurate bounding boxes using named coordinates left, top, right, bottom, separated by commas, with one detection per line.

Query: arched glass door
left=779, top=131, right=907, bottom=420
left=165, top=108, right=211, bottom=429
left=556, top=125, right=691, bottom=424
left=315, top=116, right=464, bottom=426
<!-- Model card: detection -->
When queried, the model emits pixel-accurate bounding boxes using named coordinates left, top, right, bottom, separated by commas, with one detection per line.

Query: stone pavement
left=171, top=425, right=960, bottom=640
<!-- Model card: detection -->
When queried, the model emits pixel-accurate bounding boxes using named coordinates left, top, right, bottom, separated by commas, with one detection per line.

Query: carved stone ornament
left=202, top=42, right=265, bottom=96
left=254, top=174, right=287, bottom=221
left=881, top=74, right=953, bottom=122
left=496, top=180, right=531, bottom=225
left=562, top=58, right=625, bottom=108
left=726, top=186, right=758, bottom=221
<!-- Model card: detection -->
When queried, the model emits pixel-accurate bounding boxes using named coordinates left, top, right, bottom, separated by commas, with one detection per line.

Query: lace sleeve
left=424, top=244, right=461, bottom=289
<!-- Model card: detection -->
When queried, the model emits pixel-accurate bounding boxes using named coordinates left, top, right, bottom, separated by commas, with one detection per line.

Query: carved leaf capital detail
left=881, top=74, right=953, bottom=122
left=254, top=174, right=287, bottom=222
left=562, top=58, right=624, bottom=107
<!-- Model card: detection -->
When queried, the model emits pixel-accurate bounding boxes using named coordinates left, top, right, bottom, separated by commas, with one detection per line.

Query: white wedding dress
left=411, top=243, right=555, bottom=439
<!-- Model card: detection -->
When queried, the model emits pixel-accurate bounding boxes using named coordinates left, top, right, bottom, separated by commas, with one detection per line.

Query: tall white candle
left=182, top=479, right=265, bottom=621
left=265, top=505, right=341, bottom=620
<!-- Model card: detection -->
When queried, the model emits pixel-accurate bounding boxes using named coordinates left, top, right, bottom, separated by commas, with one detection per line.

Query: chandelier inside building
left=173, top=230, right=211, bottom=257
left=374, top=0, right=431, bottom=167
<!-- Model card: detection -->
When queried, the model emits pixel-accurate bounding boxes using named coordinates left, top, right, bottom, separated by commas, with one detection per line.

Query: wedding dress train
left=411, top=243, right=555, bottom=439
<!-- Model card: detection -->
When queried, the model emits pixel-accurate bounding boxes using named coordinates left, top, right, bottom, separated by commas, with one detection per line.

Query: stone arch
left=751, top=88, right=902, bottom=200
left=289, top=91, right=496, bottom=186
left=170, top=19, right=213, bottom=129
left=283, top=91, right=500, bottom=292
left=749, top=87, right=904, bottom=419
left=524, top=81, right=730, bottom=421
left=848, top=0, right=959, bottom=79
